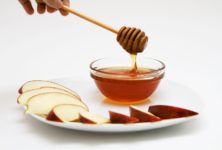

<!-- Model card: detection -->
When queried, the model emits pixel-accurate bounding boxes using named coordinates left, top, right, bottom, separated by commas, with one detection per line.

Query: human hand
left=19, top=0, right=70, bottom=16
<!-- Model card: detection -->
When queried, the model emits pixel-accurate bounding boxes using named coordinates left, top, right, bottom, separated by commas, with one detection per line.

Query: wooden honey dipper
left=62, top=5, right=148, bottom=54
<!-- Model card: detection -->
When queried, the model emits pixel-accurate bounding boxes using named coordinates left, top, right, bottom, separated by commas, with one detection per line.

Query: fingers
left=37, top=2, right=46, bottom=14
left=36, top=0, right=56, bottom=14
left=43, top=0, right=69, bottom=16
left=19, top=0, right=34, bottom=15
left=47, top=6, right=56, bottom=13
left=43, top=0, right=63, bottom=9
left=59, top=0, right=70, bottom=16
left=20, top=0, right=70, bottom=16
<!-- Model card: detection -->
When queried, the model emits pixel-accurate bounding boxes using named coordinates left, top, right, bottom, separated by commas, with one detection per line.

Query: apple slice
left=79, top=111, right=110, bottom=124
left=148, top=105, right=199, bottom=119
left=26, top=92, right=88, bottom=116
left=130, top=105, right=161, bottom=122
left=109, top=111, right=139, bottom=124
left=18, top=80, right=80, bottom=99
left=17, top=87, right=81, bottom=105
left=46, top=104, right=87, bottom=122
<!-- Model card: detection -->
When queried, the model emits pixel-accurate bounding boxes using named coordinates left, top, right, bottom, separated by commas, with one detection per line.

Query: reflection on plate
left=28, top=77, right=202, bottom=133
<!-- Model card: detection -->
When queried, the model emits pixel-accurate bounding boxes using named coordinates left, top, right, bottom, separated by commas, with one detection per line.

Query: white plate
left=29, top=77, right=202, bottom=133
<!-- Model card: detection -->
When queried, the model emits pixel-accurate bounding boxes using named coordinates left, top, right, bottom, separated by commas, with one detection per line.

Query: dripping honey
left=91, top=55, right=164, bottom=104
left=131, top=54, right=137, bottom=72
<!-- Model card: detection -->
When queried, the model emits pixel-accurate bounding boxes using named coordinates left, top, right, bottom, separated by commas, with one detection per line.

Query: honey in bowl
left=90, top=57, right=165, bottom=104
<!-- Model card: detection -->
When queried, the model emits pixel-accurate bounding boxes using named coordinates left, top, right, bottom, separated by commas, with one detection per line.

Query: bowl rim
left=90, top=57, right=165, bottom=79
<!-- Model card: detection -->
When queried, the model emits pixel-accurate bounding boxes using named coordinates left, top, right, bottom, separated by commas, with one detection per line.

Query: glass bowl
left=90, top=57, right=165, bottom=104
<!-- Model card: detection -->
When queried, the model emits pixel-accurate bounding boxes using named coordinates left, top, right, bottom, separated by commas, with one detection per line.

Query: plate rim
left=30, top=113, right=199, bottom=132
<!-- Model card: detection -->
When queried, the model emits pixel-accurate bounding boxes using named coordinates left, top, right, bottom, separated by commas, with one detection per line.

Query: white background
left=0, top=0, right=222, bottom=149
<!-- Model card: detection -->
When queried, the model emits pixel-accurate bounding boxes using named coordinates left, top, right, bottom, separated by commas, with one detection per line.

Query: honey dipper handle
left=62, top=5, right=118, bottom=34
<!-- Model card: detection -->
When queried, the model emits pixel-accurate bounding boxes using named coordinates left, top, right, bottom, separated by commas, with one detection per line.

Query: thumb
left=43, top=0, right=63, bottom=9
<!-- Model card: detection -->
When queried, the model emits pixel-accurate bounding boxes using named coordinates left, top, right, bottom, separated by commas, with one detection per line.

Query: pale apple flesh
left=18, top=80, right=81, bottom=99
left=130, top=105, right=161, bottom=122
left=17, top=87, right=81, bottom=105
left=80, top=111, right=110, bottom=124
left=26, top=92, right=88, bottom=116
left=47, top=104, right=87, bottom=122
left=148, top=105, right=199, bottom=119
left=109, top=111, right=139, bottom=124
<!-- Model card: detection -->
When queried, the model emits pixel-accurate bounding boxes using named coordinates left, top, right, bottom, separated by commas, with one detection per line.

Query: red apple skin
left=17, top=86, right=23, bottom=103
left=18, top=87, right=23, bottom=94
left=46, top=110, right=62, bottom=122
left=79, top=114, right=96, bottom=124
left=148, top=105, right=199, bottom=119
left=109, top=111, right=139, bottom=124
left=130, top=106, right=161, bottom=122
